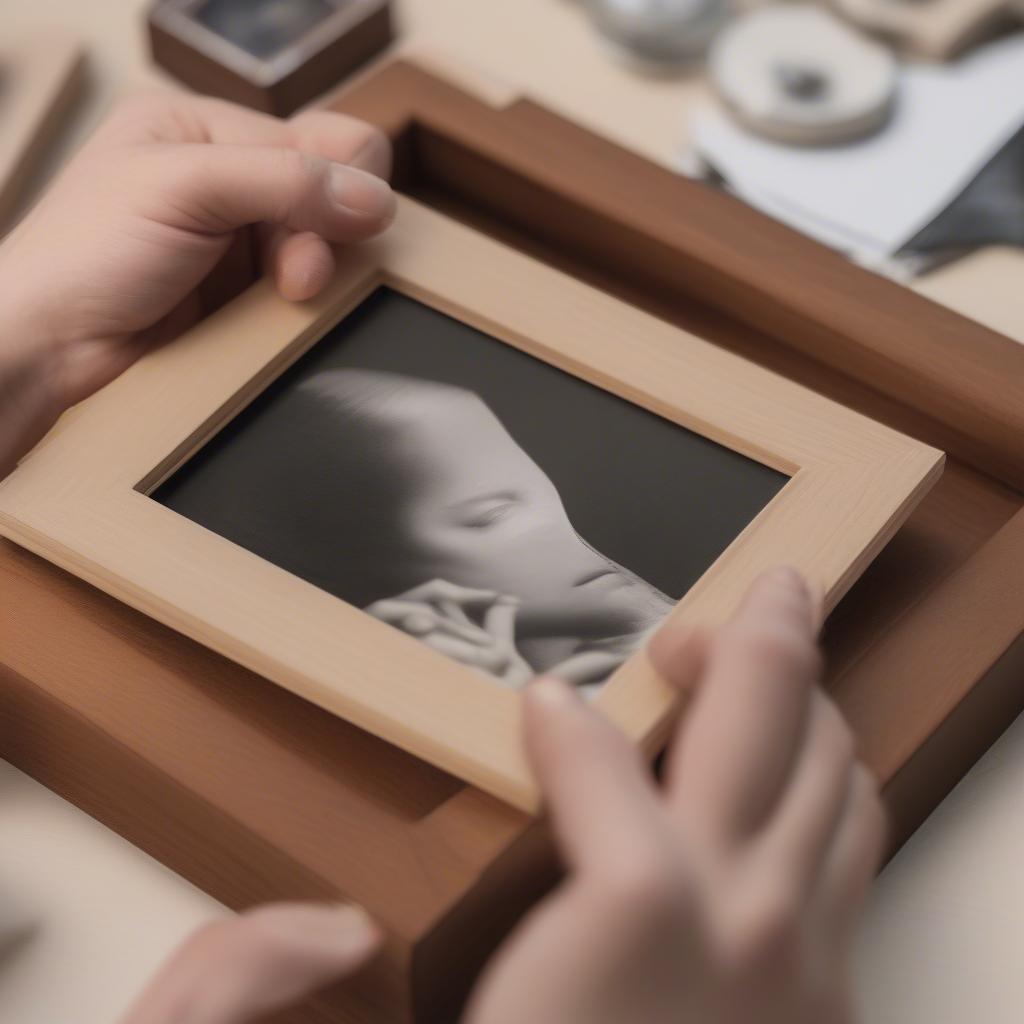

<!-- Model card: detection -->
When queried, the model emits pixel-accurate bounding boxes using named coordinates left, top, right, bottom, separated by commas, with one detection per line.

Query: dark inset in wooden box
left=148, top=0, right=394, bottom=116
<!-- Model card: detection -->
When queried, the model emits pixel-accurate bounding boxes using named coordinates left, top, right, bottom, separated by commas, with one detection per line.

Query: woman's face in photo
left=343, top=375, right=674, bottom=640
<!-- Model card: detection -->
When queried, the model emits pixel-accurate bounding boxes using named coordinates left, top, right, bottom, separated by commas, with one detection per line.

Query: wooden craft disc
left=709, top=6, right=897, bottom=145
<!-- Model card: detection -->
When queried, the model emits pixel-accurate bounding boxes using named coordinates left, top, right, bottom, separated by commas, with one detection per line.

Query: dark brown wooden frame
left=1, top=58, right=1022, bottom=1023
left=147, top=0, right=394, bottom=116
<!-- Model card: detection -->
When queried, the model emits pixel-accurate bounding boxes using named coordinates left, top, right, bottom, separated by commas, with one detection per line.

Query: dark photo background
left=156, top=287, right=786, bottom=601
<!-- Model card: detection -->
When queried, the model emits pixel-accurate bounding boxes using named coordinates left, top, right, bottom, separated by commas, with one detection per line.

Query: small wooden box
left=147, top=0, right=394, bottom=116
left=1, top=58, right=1022, bottom=1024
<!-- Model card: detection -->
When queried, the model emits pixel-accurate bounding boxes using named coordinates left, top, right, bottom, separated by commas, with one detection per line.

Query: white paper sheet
left=691, top=32, right=1024, bottom=257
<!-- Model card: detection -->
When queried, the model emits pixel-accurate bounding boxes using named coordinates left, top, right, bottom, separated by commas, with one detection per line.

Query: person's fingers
left=259, top=109, right=392, bottom=301
left=366, top=598, right=438, bottom=635
left=757, top=691, right=858, bottom=886
left=268, top=229, right=337, bottom=302
left=523, top=677, right=671, bottom=875
left=146, top=142, right=396, bottom=243
left=496, top=656, right=536, bottom=689
left=644, top=619, right=708, bottom=799
left=152, top=99, right=390, bottom=303
left=815, top=765, right=888, bottom=941
left=54, top=290, right=204, bottom=407
left=646, top=620, right=708, bottom=694
left=93, top=96, right=395, bottom=305
left=287, top=108, right=393, bottom=178
left=481, top=599, right=538, bottom=687
left=366, top=599, right=491, bottom=644
left=120, top=902, right=381, bottom=1024
left=667, top=568, right=823, bottom=845
left=403, top=579, right=501, bottom=608
left=438, top=598, right=478, bottom=631
left=483, top=598, right=523, bottom=649
left=98, top=94, right=393, bottom=180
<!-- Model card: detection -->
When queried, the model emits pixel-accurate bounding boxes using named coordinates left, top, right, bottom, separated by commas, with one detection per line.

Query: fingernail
left=329, top=163, right=396, bottom=220
left=527, top=675, right=579, bottom=707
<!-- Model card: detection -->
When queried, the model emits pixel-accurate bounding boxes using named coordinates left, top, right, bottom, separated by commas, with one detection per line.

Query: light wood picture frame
left=0, top=196, right=943, bottom=810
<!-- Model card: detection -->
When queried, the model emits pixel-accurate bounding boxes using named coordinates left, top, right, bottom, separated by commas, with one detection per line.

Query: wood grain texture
left=0, top=58, right=1021, bottom=1022
left=332, top=62, right=1024, bottom=489
left=0, top=33, right=86, bottom=233
left=0, top=538, right=538, bottom=1024
left=0, top=195, right=941, bottom=808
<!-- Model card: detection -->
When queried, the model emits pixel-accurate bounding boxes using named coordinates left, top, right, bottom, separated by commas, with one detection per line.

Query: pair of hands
left=0, top=92, right=395, bottom=478
left=0, top=94, right=885, bottom=1024
left=366, top=579, right=633, bottom=687
left=121, top=568, right=882, bottom=1024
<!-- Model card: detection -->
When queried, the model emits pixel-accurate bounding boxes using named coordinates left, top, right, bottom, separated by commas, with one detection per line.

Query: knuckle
left=292, top=112, right=392, bottom=176
left=263, top=148, right=329, bottom=225
left=276, top=146, right=326, bottom=192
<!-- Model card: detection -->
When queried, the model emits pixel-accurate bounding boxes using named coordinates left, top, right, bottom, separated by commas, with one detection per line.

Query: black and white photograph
left=156, top=288, right=786, bottom=691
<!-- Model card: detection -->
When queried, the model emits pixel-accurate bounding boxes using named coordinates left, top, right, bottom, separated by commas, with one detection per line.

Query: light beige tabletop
left=1, top=2, right=1022, bottom=1022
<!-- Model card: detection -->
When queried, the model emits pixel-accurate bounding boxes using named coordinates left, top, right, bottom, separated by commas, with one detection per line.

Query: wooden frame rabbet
left=0, top=197, right=942, bottom=809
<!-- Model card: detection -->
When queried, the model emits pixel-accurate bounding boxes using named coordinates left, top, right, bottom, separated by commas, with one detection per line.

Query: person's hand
left=366, top=579, right=639, bottom=689
left=465, top=567, right=886, bottom=1024
left=545, top=645, right=632, bottom=691
left=366, top=579, right=535, bottom=687
left=0, top=92, right=395, bottom=478
left=120, top=902, right=381, bottom=1024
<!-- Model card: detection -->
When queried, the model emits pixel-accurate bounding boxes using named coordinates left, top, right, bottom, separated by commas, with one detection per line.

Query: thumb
left=120, top=902, right=382, bottom=1024
left=150, top=143, right=396, bottom=242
